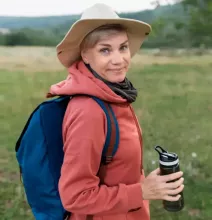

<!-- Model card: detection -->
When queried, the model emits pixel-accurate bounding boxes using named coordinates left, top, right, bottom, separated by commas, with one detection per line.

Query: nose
left=111, top=51, right=124, bottom=65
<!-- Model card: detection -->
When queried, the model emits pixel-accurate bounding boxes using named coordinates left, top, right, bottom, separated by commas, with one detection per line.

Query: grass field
left=1, top=46, right=212, bottom=220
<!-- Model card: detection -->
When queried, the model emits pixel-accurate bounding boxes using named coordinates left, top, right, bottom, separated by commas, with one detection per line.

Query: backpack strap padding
left=103, top=103, right=119, bottom=164
left=91, top=97, right=119, bottom=165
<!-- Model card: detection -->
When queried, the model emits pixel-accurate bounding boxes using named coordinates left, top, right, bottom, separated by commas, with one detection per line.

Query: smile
left=110, top=68, right=124, bottom=72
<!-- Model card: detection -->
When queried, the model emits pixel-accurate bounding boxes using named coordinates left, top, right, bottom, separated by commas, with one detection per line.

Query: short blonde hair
left=80, top=24, right=128, bottom=51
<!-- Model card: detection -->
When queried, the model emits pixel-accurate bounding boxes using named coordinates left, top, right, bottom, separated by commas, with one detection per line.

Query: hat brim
left=57, top=18, right=151, bottom=68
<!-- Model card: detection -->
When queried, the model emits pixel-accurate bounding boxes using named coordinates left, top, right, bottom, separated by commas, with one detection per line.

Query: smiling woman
left=17, top=3, right=184, bottom=220
left=47, top=4, right=184, bottom=218
left=80, top=24, right=131, bottom=82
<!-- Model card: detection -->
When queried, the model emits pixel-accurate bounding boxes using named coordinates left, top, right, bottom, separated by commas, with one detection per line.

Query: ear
left=81, top=49, right=89, bottom=64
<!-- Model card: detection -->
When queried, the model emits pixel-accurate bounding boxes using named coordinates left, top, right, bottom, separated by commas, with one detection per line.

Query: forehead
left=96, top=32, right=128, bottom=46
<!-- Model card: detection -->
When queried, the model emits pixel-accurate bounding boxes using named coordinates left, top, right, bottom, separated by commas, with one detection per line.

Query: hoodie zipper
left=129, top=105, right=143, bottom=170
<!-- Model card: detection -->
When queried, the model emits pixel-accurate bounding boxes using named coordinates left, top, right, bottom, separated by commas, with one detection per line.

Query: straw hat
left=56, top=3, right=151, bottom=68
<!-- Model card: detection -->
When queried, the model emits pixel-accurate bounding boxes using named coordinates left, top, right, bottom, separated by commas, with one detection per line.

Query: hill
left=0, top=15, right=80, bottom=29
left=0, top=3, right=184, bottom=30
left=1, top=2, right=211, bottom=48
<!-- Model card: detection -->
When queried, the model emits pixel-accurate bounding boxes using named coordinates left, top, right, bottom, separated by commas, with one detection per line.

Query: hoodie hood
left=48, top=61, right=127, bottom=104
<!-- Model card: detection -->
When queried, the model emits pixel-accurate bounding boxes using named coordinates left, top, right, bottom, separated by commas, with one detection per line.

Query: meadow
left=0, top=46, right=212, bottom=219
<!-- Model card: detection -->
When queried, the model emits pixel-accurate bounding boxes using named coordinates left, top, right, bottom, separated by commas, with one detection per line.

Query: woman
left=48, top=3, right=184, bottom=220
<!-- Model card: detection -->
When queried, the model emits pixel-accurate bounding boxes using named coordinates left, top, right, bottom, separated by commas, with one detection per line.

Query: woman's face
left=81, top=32, right=131, bottom=83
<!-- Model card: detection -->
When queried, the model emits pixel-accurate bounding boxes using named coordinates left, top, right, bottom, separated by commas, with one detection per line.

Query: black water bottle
left=155, top=145, right=184, bottom=212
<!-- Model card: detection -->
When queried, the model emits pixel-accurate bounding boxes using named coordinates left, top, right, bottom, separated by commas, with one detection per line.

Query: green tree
left=5, top=31, right=31, bottom=46
left=3, top=28, right=60, bottom=46
left=182, top=0, right=212, bottom=46
left=0, top=35, right=6, bottom=45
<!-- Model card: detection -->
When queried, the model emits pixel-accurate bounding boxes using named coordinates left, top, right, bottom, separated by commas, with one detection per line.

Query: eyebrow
left=98, top=40, right=128, bottom=47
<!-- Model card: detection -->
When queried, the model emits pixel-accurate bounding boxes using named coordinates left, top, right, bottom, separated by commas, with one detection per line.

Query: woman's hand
left=141, top=168, right=184, bottom=201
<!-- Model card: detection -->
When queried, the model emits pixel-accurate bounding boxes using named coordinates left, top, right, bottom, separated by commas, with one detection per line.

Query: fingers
left=166, top=177, right=184, bottom=189
left=167, top=184, right=184, bottom=195
left=144, top=168, right=184, bottom=201
left=161, top=171, right=183, bottom=182
left=164, top=194, right=181, bottom=202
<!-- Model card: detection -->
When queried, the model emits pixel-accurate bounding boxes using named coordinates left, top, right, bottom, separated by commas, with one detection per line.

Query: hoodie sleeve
left=58, top=97, right=143, bottom=216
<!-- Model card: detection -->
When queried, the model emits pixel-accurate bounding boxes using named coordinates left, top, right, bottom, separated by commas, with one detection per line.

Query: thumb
left=150, top=167, right=160, bottom=175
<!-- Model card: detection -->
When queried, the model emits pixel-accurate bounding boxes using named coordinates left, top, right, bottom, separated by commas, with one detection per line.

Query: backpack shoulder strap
left=91, top=96, right=119, bottom=165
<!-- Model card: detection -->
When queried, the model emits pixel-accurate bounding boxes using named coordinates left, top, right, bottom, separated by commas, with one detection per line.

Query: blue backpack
left=15, top=95, right=119, bottom=220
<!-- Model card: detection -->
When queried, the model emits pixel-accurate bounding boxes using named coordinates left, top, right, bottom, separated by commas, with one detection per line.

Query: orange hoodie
left=49, top=61, right=150, bottom=220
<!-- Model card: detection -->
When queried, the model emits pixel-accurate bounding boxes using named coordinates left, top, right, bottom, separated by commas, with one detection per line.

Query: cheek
left=121, top=53, right=131, bottom=74
left=124, top=52, right=131, bottom=66
left=91, top=56, right=107, bottom=72
left=94, top=58, right=110, bottom=79
left=100, top=61, right=109, bottom=74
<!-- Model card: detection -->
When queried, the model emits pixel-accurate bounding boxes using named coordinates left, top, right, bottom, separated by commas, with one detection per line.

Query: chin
left=117, top=77, right=126, bottom=82
left=106, top=69, right=127, bottom=83
left=117, top=72, right=127, bottom=82
left=110, top=75, right=126, bottom=83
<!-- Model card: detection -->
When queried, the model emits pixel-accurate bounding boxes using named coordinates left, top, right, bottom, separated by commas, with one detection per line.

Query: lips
left=110, top=68, right=124, bottom=72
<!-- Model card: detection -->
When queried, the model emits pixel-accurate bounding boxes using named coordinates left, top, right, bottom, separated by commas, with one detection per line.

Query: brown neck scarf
left=85, top=63, right=137, bottom=103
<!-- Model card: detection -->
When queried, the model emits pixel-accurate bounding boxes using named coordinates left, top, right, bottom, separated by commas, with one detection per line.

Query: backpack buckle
left=105, top=155, right=113, bottom=164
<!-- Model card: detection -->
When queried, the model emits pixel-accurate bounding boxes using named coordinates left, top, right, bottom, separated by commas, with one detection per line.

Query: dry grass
left=132, top=50, right=212, bottom=67
left=1, top=46, right=212, bottom=73
left=1, top=46, right=212, bottom=219
left=0, top=46, right=65, bottom=72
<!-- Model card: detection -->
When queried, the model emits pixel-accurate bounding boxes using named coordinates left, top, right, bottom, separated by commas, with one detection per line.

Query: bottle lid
left=155, top=145, right=179, bottom=166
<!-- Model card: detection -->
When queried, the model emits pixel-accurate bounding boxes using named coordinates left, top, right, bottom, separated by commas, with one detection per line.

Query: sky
left=0, top=0, right=171, bottom=17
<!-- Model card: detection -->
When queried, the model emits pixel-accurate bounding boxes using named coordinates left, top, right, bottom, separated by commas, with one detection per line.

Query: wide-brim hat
left=56, top=3, right=152, bottom=68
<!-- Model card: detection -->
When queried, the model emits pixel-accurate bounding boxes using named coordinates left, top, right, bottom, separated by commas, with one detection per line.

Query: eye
left=100, top=48, right=110, bottom=54
left=120, top=45, right=129, bottom=51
